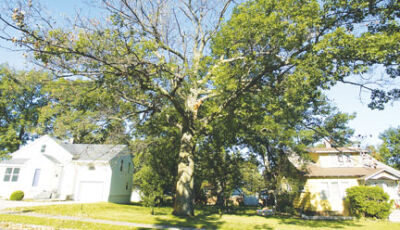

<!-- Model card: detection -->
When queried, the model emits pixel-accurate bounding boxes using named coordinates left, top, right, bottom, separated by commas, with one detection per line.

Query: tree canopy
left=0, top=0, right=399, bottom=216
left=378, top=127, right=400, bottom=170
left=0, top=65, right=49, bottom=157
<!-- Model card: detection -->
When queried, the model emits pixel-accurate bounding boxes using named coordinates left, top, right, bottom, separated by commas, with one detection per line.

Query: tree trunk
left=173, top=128, right=195, bottom=216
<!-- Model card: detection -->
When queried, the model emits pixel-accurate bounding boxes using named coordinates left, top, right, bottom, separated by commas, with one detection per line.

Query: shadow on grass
left=275, top=215, right=363, bottom=229
left=21, top=209, right=34, bottom=213
left=155, top=206, right=225, bottom=229
left=151, top=205, right=269, bottom=229
left=154, top=215, right=224, bottom=229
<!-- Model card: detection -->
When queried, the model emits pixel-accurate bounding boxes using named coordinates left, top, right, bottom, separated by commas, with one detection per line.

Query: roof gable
left=7, top=135, right=128, bottom=163
left=11, top=135, right=74, bottom=162
left=58, top=143, right=127, bottom=161
left=362, top=170, right=400, bottom=180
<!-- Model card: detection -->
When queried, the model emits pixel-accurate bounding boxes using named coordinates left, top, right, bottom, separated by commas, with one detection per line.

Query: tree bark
left=173, top=127, right=195, bottom=216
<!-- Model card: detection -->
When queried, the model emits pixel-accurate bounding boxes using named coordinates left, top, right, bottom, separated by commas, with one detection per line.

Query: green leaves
left=37, top=78, right=133, bottom=144
left=378, top=127, right=400, bottom=170
left=346, top=185, right=393, bottom=219
left=0, top=65, right=49, bottom=156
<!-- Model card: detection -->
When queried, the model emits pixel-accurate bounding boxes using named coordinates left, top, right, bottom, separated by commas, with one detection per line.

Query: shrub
left=345, top=185, right=393, bottom=219
left=10, top=190, right=24, bottom=201
left=276, top=192, right=297, bottom=214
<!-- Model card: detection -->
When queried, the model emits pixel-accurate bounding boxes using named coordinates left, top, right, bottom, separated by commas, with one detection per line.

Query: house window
left=120, top=159, right=124, bottom=172
left=126, top=182, right=129, bottom=190
left=41, top=145, right=46, bottom=153
left=3, top=168, right=20, bottom=182
left=331, top=182, right=340, bottom=199
left=320, top=182, right=330, bottom=200
left=88, top=164, right=95, bottom=170
left=11, top=168, right=20, bottom=182
left=321, top=181, right=352, bottom=201
left=128, top=162, right=131, bottom=173
left=32, top=169, right=41, bottom=187
left=3, top=168, right=12, bottom=182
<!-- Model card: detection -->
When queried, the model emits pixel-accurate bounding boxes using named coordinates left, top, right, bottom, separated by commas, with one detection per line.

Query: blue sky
left=326, top=82, right=399, bottom=146
left=0, top=0, right=399, bottom=147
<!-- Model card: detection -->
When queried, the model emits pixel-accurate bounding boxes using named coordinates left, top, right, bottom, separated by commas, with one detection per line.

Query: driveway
left=0, top=199, right=80, bottom=211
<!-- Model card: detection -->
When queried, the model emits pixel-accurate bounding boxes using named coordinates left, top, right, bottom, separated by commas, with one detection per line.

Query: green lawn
left=0, top=214, right=139, bottom=230
left=3, top=203, right=400, bottom=230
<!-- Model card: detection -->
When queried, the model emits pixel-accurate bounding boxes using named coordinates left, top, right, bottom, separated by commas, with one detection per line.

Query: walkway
left=0, top=210, right=201, bottom=230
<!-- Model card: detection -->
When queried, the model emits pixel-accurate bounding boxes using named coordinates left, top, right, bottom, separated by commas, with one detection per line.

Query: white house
left=0, top=135, right=133, bottom=204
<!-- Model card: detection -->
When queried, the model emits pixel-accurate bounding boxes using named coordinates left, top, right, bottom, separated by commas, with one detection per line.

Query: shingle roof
left=306, top=165, right=382, bottom=178
left=58, top=142, right=127, bottom=161
left=308, top=147, right=365, bottom=154
left=0, top=158, right=29, bottom=165
left=47, top=136, right=127, bottom=161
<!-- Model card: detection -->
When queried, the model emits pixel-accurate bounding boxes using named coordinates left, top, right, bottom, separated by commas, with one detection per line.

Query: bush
left=10, top=190, right=24, bottom=201
left=276, top=192, right=298, bottom=214
left=345, top=185, right=393, bottom=219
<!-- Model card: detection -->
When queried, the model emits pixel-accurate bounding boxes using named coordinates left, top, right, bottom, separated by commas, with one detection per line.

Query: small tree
left=134, top=164, right=164, bottom=215
left=346, top=186, right=393, bottom=219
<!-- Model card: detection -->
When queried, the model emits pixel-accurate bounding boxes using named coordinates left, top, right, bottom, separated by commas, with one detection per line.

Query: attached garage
left=77, top=181, right=105, bottom=202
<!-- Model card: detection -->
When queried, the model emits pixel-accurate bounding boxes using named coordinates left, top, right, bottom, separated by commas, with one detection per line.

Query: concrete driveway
left=0, top=199, right=80, bottom=211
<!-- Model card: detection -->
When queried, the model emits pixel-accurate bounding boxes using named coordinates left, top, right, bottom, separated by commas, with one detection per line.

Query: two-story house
left=296, top=142, right=400, bottom=215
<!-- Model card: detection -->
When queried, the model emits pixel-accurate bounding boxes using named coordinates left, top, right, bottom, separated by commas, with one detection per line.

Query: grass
left=3, top=203, right=400, bottom=230
left=0, top=214, right=139, bottom=230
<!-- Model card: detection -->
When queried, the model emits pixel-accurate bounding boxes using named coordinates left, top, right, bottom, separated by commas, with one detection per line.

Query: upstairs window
left=3, top=168, right=20, bottom=182
left=338, top=154, right=352, bottom=166
left=128, top=162, right=131, bottom=173
left=120, top=159, right=124, bottom=172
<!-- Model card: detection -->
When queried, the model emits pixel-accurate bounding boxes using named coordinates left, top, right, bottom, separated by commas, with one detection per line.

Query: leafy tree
left=132, top=108, right=181, bottom=206
left=37, top=79, right=133, bottom=144
left=378, top=127, right=400, bottom=170
left=197, top=147, right=243, bottom=208
left=2, top=0, right=400, bottom=216
left=0, top=65, right=49, bottom=157
left=239, top=157, right=265, bottom=195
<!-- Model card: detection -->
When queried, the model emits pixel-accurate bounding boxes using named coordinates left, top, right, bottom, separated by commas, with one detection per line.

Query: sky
left=0, top=0, right=399, bottom=148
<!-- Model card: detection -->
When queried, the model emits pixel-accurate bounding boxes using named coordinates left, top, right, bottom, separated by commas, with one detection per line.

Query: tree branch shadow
left=276, top=216, right=363, bottom=229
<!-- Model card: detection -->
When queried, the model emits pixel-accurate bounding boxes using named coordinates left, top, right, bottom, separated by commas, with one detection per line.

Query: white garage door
left=77, top=181, right=104, bottom=202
